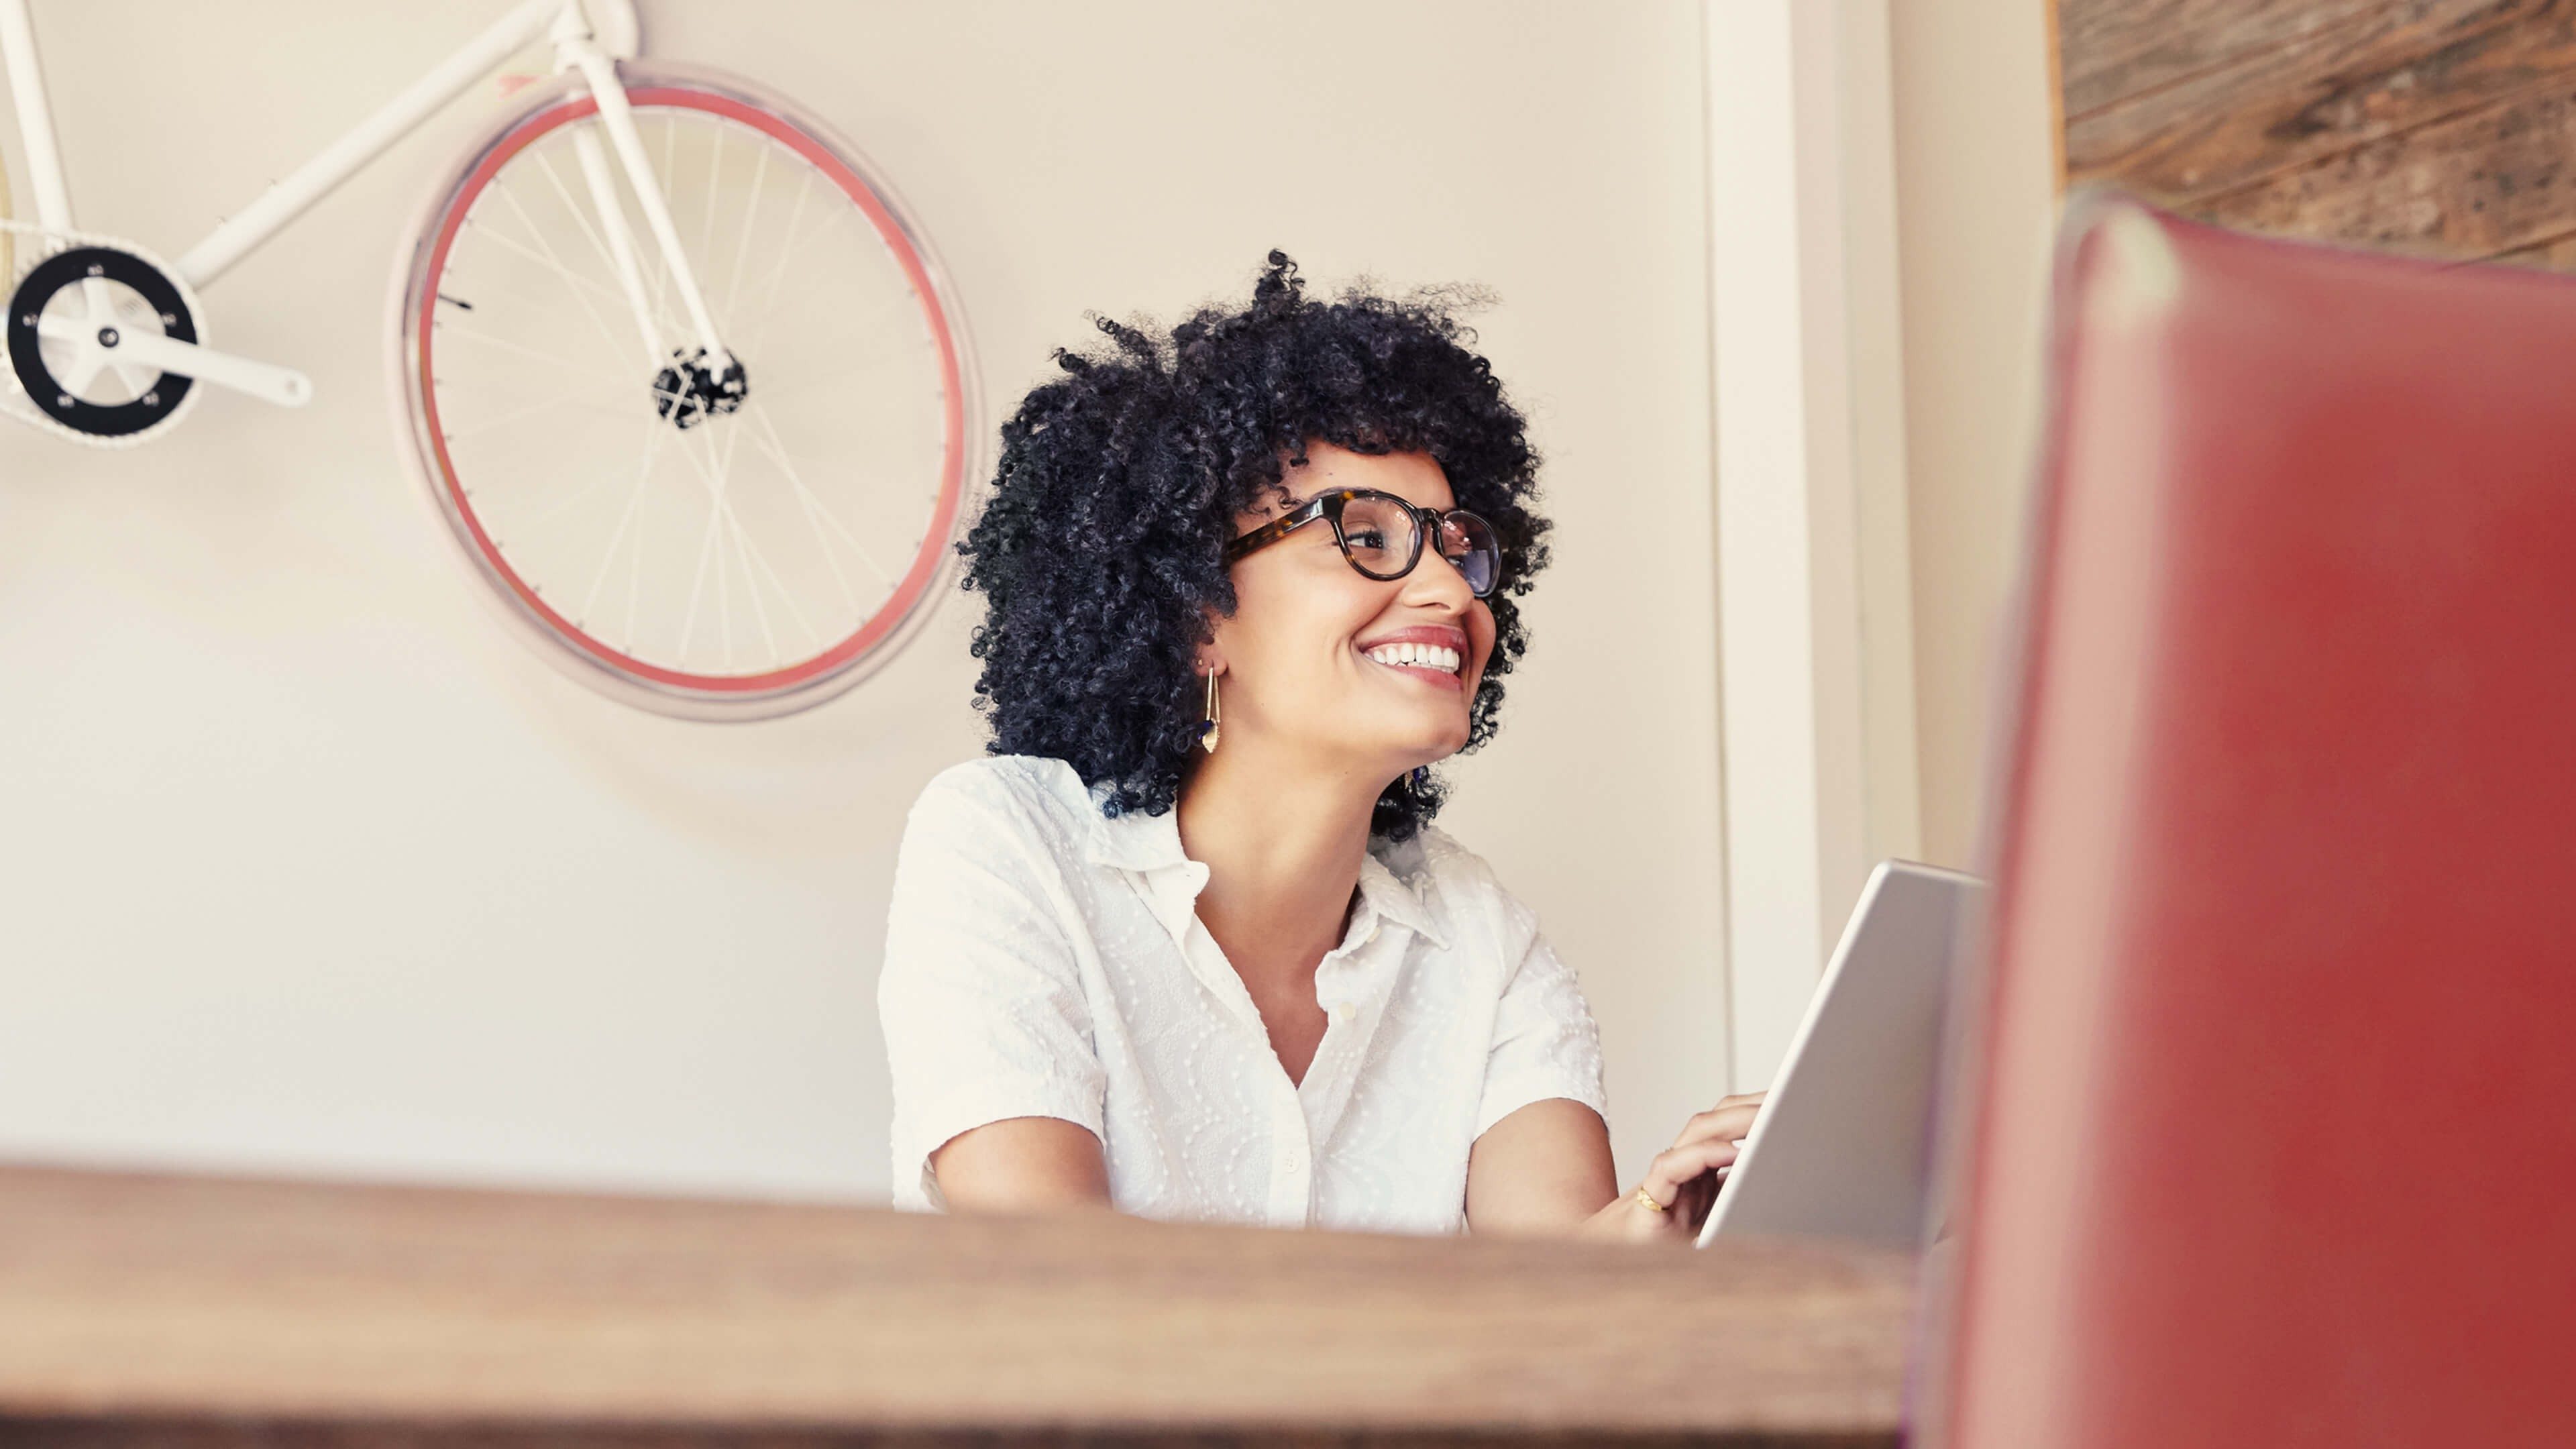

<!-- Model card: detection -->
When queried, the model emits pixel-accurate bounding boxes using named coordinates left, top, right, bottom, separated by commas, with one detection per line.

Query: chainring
left=0, top=221, right=207, bottom=447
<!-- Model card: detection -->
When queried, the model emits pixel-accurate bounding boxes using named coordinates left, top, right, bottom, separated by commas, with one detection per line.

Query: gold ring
left=1633, top=1183, right=1668, bottom=1214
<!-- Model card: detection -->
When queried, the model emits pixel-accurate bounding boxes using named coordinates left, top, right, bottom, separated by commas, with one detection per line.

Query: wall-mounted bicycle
left=0, top=0, right=977, bottom=719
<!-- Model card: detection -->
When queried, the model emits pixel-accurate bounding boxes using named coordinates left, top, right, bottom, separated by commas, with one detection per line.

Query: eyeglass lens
left=1336, top=494, right=1501, bottom=597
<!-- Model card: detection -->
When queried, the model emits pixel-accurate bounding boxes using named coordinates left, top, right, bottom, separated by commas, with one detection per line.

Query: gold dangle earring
left=1199, top=669, right=1222, bottom=753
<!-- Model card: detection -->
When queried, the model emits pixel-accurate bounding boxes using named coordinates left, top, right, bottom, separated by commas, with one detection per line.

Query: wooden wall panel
left=2059, top=0, right=2389, bottom=118
left=2059, top=0, right=2576, bottom=265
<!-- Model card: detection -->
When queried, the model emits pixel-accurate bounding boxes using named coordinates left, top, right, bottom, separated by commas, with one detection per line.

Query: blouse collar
left=1078, top=777, right=1450, bottom=951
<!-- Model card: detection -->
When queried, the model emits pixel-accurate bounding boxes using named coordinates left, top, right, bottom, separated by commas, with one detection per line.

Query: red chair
left=1926, top=196, right=2576, bottom=1448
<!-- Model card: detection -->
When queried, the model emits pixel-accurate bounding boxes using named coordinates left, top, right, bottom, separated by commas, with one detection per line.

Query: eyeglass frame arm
left=1221, top=490, right=1358, bottom=561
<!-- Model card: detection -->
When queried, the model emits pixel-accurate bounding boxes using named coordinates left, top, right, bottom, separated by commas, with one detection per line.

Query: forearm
left=1465, top=1094, right=1761, bottom=1244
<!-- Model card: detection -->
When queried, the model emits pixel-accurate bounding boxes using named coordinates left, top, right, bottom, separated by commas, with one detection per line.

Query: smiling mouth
left=1360, top=640, right=1465, bottom=689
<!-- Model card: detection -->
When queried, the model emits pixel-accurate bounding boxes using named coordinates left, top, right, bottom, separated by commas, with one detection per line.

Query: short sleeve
left=878, top=765, right=1107, bottom=1210
left=1473, top=894, right=1610, bottom=1140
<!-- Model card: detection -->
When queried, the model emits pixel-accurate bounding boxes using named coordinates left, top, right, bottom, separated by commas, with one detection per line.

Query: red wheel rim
left=415, top=85, right=967, bottom=697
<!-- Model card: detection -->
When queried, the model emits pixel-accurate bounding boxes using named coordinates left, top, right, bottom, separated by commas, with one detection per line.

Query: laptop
left=1697, top=859, right=1984, bottom=1247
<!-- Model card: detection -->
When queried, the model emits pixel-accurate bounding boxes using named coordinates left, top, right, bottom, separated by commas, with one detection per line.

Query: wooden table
left=0, top=1165, right=1913, bottom=1447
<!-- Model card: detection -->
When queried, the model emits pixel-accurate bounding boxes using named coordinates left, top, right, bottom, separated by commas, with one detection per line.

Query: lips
left=1356, top=625, right=1469, bottom=692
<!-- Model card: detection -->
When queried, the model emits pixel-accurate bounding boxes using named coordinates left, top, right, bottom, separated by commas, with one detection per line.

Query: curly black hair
left=958, top=252, right=1549, bottom=842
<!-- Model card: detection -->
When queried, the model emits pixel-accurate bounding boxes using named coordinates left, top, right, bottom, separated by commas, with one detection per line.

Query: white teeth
left=1364, top=642, right=1462, bottom=674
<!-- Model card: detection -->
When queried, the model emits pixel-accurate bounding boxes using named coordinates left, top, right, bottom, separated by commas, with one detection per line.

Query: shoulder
left=910, top=753, right=1095, bottom=822
left=1374, top=822, right=1486, bottom=888
left=1371, top=824, right=1540, bottom=942
left=885, top=758, right=1110, bottom=965
left=902, top=755, right=1104, bottom=866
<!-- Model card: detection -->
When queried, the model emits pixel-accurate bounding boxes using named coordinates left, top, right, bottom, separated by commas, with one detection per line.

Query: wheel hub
left=652, top=346, right=748, bottom=429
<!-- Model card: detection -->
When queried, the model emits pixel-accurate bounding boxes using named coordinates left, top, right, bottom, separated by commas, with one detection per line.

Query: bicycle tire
left=389, top=62, right=978, bottom=720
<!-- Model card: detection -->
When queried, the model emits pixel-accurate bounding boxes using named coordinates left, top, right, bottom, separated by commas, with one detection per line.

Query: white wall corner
left=1705, top=0, right=1922, bottom=1090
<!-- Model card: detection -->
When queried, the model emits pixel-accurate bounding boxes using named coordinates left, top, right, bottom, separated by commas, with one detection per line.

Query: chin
left=1411, top=727, right=1471, bottom=762
left=1349, top=701, right=1472, bottom=766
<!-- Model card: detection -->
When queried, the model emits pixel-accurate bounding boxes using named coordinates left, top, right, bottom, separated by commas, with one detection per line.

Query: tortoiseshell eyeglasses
left=1221, top=488, right=1503, bottom=599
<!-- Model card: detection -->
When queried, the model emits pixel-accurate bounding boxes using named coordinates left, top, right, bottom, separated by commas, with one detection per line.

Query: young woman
left=879, top=254, right=1756, bottom=1240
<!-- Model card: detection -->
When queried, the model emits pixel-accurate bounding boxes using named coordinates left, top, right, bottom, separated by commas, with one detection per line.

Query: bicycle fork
left=549, top=7, right=733, bottom=382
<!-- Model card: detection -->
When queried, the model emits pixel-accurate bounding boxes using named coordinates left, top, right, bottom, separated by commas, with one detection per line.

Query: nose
left=1399, top=537, right=1478, bottom=614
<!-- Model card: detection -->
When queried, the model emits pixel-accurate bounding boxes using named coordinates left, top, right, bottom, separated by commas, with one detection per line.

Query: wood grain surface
left=2059, top=0, right=2576, bottom=267
left=0, top=1166, right=1914, bottom=1448
left=2059, top=0, right=2390, bottom=119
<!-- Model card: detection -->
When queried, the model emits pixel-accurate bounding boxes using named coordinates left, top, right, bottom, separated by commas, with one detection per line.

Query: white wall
left=1705, top=0, right=1926, bottom=1090
left=0, top=1, right=1724, bottom=1198
left=1887, top=0, right=2059, bottom=867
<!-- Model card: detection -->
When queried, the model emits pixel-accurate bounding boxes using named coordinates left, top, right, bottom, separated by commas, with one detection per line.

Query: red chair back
left=1930, top=197, right=2576, bottom=1448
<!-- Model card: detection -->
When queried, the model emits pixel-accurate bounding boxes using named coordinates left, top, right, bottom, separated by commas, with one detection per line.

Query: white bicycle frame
left=0, top=0, right=730, bottom=409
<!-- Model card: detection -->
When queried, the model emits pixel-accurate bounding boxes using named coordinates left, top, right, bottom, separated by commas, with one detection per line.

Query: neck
left=1176, top=736, right=1391, bottom=986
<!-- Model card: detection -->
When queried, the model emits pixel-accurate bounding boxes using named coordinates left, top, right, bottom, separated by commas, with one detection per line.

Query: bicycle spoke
left=698, top=121, right=722, bottom=312
left=716, top=471, right=731, bottom=667
left=524, top=424, right=661, bottom=537
left=575, top=417, right=668, bottom=631
left=531, top=148, right=625, bottom=290
left=737, top=303, right=921, bottom=414
left=517, top=464, right=624, bottom=536
left=443, top=384, right=642, bottom=443
left=741, top=168, right=814, bottom=353
left=433, top=258, right=632, bottom=374
left=431, top=324, right=592, bottom=374
left=685, top=425, right=777, bottom=667
left=486, top=177, right=632, bottom=359
left=723, top=428, right=824, bottom=655
left=733, top=504, right=824, bottom=654
left=465, top=197, right=635, bottom=367
left=720, top=138, right=771, bottom=336
left=674, top=466, right=724, bottom=662
left=624, top=480, right=646, bottom=653
left=584, top=114, right=735, bottom=366
left=534, top=140, right=700, bottom=356
left=529, top=146, right=662, bottom=358
left=745, top=400, right=896, bottom=591
left=699, top=418, right=742, bottom=669
left=670, top=417, right=822, bottom=659
left=732, top=198, right=856, bottom=362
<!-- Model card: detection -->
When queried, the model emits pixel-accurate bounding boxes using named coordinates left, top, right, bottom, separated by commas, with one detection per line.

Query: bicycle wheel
left=391, top=64, right=976, bottom=720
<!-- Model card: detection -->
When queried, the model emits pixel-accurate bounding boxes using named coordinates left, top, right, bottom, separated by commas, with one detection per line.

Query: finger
left=1643, top=1138, right=1743, bottom=1200
left=1682, top=1106, right=1759, bottom=1140
left=1670, top=1104, right=1763, bottom=1149
left=1673, top=1170, right=1723, bottom=1229
left=1643, top=1148, right=1739, bottom=1212
left=1685, top=1095, right=1766, bottom=1130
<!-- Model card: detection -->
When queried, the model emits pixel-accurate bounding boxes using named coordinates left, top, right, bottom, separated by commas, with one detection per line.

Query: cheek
left=1468, top=606, right=1499, bottom=682
left=1231, top=567, right=1387, bottom=672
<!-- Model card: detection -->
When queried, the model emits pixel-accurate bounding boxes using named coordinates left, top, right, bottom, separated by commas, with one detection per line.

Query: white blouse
left=877, top=755, right=1608, bottom=1234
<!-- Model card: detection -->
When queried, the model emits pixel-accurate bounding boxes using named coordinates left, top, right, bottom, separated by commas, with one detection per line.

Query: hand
left=1580, top=1093, right=1766, bottom=1244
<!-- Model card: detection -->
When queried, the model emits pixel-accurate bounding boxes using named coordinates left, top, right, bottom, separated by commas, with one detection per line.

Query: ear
left=1195, top=607, right=1228, bottom=678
